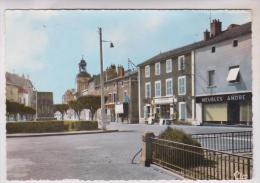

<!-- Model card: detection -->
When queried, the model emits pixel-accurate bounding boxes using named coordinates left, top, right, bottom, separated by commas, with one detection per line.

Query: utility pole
left=99, top=27, right=106, bottom=130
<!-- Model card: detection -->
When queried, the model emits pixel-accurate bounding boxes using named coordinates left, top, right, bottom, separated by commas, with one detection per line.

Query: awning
left=227, top=67, right=240, bottom=82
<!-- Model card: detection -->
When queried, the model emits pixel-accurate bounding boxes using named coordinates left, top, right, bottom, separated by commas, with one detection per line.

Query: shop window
left=145, top=65, right=150, bottom=78
left=227, top=66, right=240, bottom=83
left=211, top=46, right=216, bottom=53
left=145, top=82, right=151, bottom=98
left=166, top=59, right=172, bottom=73
left=166, top=78, right=173, bottom=96
left=233, top=40, right=238, bottom=47
left=155, top=62, right=161, bottom=75
left=208, top=70, right=215, bottom=87
left=178, top=76, right=186, bottom=95
left=155, top=80, right=161, bottom=97
left=178, top=55, right=185, bottom=71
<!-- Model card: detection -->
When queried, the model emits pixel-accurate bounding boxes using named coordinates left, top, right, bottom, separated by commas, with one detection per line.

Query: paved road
left=7, top=123, right=251, bottom=180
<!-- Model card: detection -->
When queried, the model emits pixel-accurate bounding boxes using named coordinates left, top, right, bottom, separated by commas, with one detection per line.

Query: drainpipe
left=138, top=67, right=142, bottom=123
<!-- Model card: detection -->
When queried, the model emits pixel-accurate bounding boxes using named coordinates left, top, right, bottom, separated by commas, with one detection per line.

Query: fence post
left=140, top=131, right=155, bottom=167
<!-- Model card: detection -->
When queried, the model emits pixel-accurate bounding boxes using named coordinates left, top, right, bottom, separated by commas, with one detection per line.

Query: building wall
left=139, top=52, right=193, bottom=121
left=195, top=34, right=251, bottom=96
left=6, top=84, right=19, bottom=103
left=33, top=92, right=54, bottom=118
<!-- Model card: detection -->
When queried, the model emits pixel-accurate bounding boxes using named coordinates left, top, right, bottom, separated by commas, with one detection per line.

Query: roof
left=6, top=72, right=34, bottom=89
left=92, top=70, right=138, bottom=87
left=138, top=22, right=251, bottom=67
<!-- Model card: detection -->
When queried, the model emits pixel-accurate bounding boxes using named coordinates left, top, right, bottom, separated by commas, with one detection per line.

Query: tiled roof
left=138, top=22, right=251, bottom=67
left=6, top=72, right=34, bottom=89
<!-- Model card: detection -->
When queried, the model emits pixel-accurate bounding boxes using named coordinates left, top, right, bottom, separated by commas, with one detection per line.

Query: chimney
left=117, top=65, right=125, bottom=77
left=210, top=19, right=222, bottom=37
left=106, top=64, right=117, bottom=80
left=203, top=29, right=210, bottom=41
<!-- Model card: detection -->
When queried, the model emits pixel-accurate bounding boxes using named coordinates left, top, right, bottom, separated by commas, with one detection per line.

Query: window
left=178, top=76, right=186, bottom=95
left=166, top=78, right=173, bottom=96
left=155, top=62, right=160, bottom=75
left=155, top=80, right=161, bottom=97
left=145, top=82, right=151, bottom=98
left=113, top=93, right=117, bottom=103
left=179, top=102, right=187, bottom=120
left=233, top=40, right=238, bottom=47
left=121, top=81, right=124, bottom=87
left=227, top=66, right=240, bottom=83
left=145, top=65, right=150, bottom=78
left=178, top=55, right=185, bottom=71
left=166, top=59, right=172, bottom=73
left=211, top=46, right=216, bottom=53
left=208, top=70, right=215, bottom=87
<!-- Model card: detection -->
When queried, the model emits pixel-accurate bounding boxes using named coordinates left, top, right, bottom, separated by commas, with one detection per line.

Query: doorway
left=228, top=102, right=240, bottom=124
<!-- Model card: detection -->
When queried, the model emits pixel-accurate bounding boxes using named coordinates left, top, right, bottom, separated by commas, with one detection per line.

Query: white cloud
left=144, top=13, right=167, bottom=30
left=5, top=11, right=56, bottom=71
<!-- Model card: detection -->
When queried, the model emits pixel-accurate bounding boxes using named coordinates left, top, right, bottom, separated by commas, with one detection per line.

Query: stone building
left=195, top=21, right=252, bottom=125
left=138, top=48, right=195, bottom=124
left=82, top=64, right=139, bottom=123
left=62, top=89, right=77, bottom=104
left=5, top=72, right=34, bottom=107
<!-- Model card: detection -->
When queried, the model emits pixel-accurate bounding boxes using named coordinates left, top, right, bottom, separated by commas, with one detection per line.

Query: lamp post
left=98, top=27, right=114, bottom=130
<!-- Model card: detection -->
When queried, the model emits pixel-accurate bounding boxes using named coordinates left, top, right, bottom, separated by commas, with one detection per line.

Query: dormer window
left=227, top=66, right=240, bottom=83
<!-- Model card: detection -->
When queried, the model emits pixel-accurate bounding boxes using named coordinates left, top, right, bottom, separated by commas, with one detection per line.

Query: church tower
left=76, top=57, right=91, bottom=95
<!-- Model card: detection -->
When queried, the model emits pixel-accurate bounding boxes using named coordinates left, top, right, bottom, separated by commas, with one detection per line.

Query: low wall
left=6, top=120, right=98, bottom=134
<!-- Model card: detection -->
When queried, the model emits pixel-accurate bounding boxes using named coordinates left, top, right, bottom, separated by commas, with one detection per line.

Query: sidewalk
left=7, top=129, right=119, bottom=138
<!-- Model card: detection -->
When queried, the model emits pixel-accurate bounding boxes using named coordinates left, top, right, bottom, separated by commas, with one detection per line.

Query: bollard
left=140, top=131, right=155, bottom=167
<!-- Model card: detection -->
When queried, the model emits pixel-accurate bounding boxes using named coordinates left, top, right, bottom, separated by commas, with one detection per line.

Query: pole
left=35, top=90, right=38, bottom=120
left=99, top=27, right=106, bottom=130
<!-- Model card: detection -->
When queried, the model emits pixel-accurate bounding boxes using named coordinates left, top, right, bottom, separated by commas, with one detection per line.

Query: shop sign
left=196, top=93, right=252, bottom=103
left=154, top=97, right=174, bottom=104
left=115, top=103, right=124, bottom=114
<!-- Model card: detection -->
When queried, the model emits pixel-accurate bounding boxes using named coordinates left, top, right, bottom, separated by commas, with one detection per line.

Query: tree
left=53, top=104, right=69, bottom=120
left=68, top=100, right=84, bottom=120
left=23, top=106, right=36, bottom=121
left=6, top=100, right=21, bottom=121
left=6, top=100, right=35, bottom=121
left=78, top=95, right=101, bottom=120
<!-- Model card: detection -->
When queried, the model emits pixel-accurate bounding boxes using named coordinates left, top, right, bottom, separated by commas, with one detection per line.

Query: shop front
left=152, top=96, right=175, bottom=123
left=196, top=92, right=252, bottom=125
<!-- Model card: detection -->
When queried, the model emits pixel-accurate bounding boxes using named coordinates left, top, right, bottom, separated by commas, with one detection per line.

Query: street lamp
left=98, top=27, right=114, bottom=130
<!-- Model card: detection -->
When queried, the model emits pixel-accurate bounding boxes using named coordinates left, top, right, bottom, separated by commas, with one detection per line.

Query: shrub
left=155, top=127, right=204, bottom=169
left=159, top=127, right=201, bottom=146
left=6, top=120, right=98, bottom=134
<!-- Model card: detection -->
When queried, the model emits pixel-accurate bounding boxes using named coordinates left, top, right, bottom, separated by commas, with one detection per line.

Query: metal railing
left=151, top=137, right=252, bottom=180
left=191, top=131, right=252, bottom=153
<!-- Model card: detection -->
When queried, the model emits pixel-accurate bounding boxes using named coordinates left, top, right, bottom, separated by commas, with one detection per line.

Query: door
left=228, top=102, right=240, bottom=124
left=179, top=102, right=186, bottom=120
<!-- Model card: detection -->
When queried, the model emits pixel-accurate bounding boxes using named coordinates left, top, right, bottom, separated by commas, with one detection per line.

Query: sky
left=5, top=10, right=251, bottom=103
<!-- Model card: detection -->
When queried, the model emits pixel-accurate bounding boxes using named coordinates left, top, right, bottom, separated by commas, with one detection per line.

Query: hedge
left=6, top=120, right=98, bottom=134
